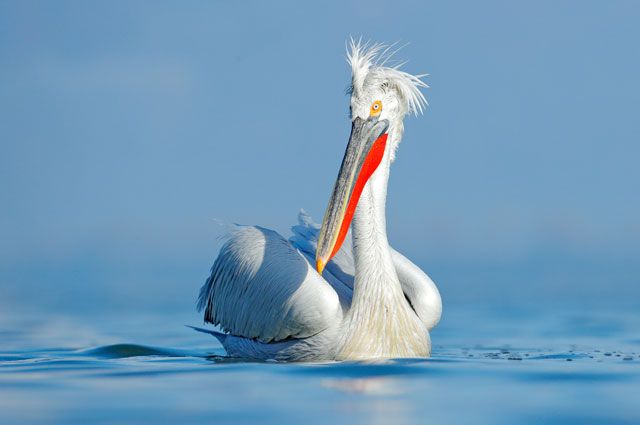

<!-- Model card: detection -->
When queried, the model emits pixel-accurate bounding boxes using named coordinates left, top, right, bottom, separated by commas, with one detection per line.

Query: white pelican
left=196, top=41, right=441, bottom=361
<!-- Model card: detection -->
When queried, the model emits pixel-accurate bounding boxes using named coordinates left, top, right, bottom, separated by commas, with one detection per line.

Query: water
left=1, top=307, right=639, bottom=425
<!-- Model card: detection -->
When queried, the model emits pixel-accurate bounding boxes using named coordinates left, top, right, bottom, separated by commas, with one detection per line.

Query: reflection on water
left=336, top=390, right=414, bottom=425
left=0, top=308, right=639, bottom=425
left=322, top=377, right=402, bottom=394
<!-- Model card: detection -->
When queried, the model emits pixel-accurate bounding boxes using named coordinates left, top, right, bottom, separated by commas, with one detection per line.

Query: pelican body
left=197, top=41, right=441, bottom=361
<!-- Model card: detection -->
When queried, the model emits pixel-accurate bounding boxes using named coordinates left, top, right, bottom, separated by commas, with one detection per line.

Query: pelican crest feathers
left=347, top=38, right=428, bottom=116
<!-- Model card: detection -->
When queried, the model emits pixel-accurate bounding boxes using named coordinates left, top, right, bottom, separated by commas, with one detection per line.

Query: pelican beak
left=316, top=116, right=389, bottom=274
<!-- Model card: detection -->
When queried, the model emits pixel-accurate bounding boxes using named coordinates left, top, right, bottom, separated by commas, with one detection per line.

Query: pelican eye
left=370, top=100, right=382, bottom=117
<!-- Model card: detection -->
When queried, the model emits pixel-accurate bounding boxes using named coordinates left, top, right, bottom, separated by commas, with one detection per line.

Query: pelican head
left=316, top=41, right=428, bottom=273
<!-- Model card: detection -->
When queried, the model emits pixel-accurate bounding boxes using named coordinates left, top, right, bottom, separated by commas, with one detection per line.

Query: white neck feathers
left=338, top=126, right=429, bottom=360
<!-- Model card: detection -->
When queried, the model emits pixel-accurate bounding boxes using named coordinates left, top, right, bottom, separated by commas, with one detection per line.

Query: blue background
left=1, top=0, right=639, bottom=320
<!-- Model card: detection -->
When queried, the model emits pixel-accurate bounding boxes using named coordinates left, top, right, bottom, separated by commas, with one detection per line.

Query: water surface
left=1, top=307, right=638, bottom=424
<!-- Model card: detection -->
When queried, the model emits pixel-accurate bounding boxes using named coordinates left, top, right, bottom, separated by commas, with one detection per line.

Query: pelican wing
left=197, top=225, right=342, bottom=343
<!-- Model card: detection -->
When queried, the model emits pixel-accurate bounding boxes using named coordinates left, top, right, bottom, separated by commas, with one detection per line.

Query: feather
left=197, top=225, right=342, bottom=343
left=347, top=37, right=428, bottom=116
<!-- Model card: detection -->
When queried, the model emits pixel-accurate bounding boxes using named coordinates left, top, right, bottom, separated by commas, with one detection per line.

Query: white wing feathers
left=197, top=225, right=342, bottom=343
left=389, top=249, right=442, bottom=330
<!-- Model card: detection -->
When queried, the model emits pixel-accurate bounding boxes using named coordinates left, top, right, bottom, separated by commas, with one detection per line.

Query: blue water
left=1, top=306, right=639, bottom=425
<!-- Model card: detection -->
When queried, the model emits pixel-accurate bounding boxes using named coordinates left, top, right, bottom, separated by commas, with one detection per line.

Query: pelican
left=196, top=41, right=441, bottom=361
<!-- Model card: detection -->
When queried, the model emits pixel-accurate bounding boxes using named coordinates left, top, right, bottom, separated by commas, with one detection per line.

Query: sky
left=1, top=1, right=639, bottom=318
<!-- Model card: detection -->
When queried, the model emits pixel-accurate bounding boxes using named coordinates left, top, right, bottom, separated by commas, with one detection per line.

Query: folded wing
left=197, top=225, right=342, bottom=343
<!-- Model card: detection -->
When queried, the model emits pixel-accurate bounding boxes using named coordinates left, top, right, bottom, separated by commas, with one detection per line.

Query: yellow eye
left=370, top=100, right=382, bottom=117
